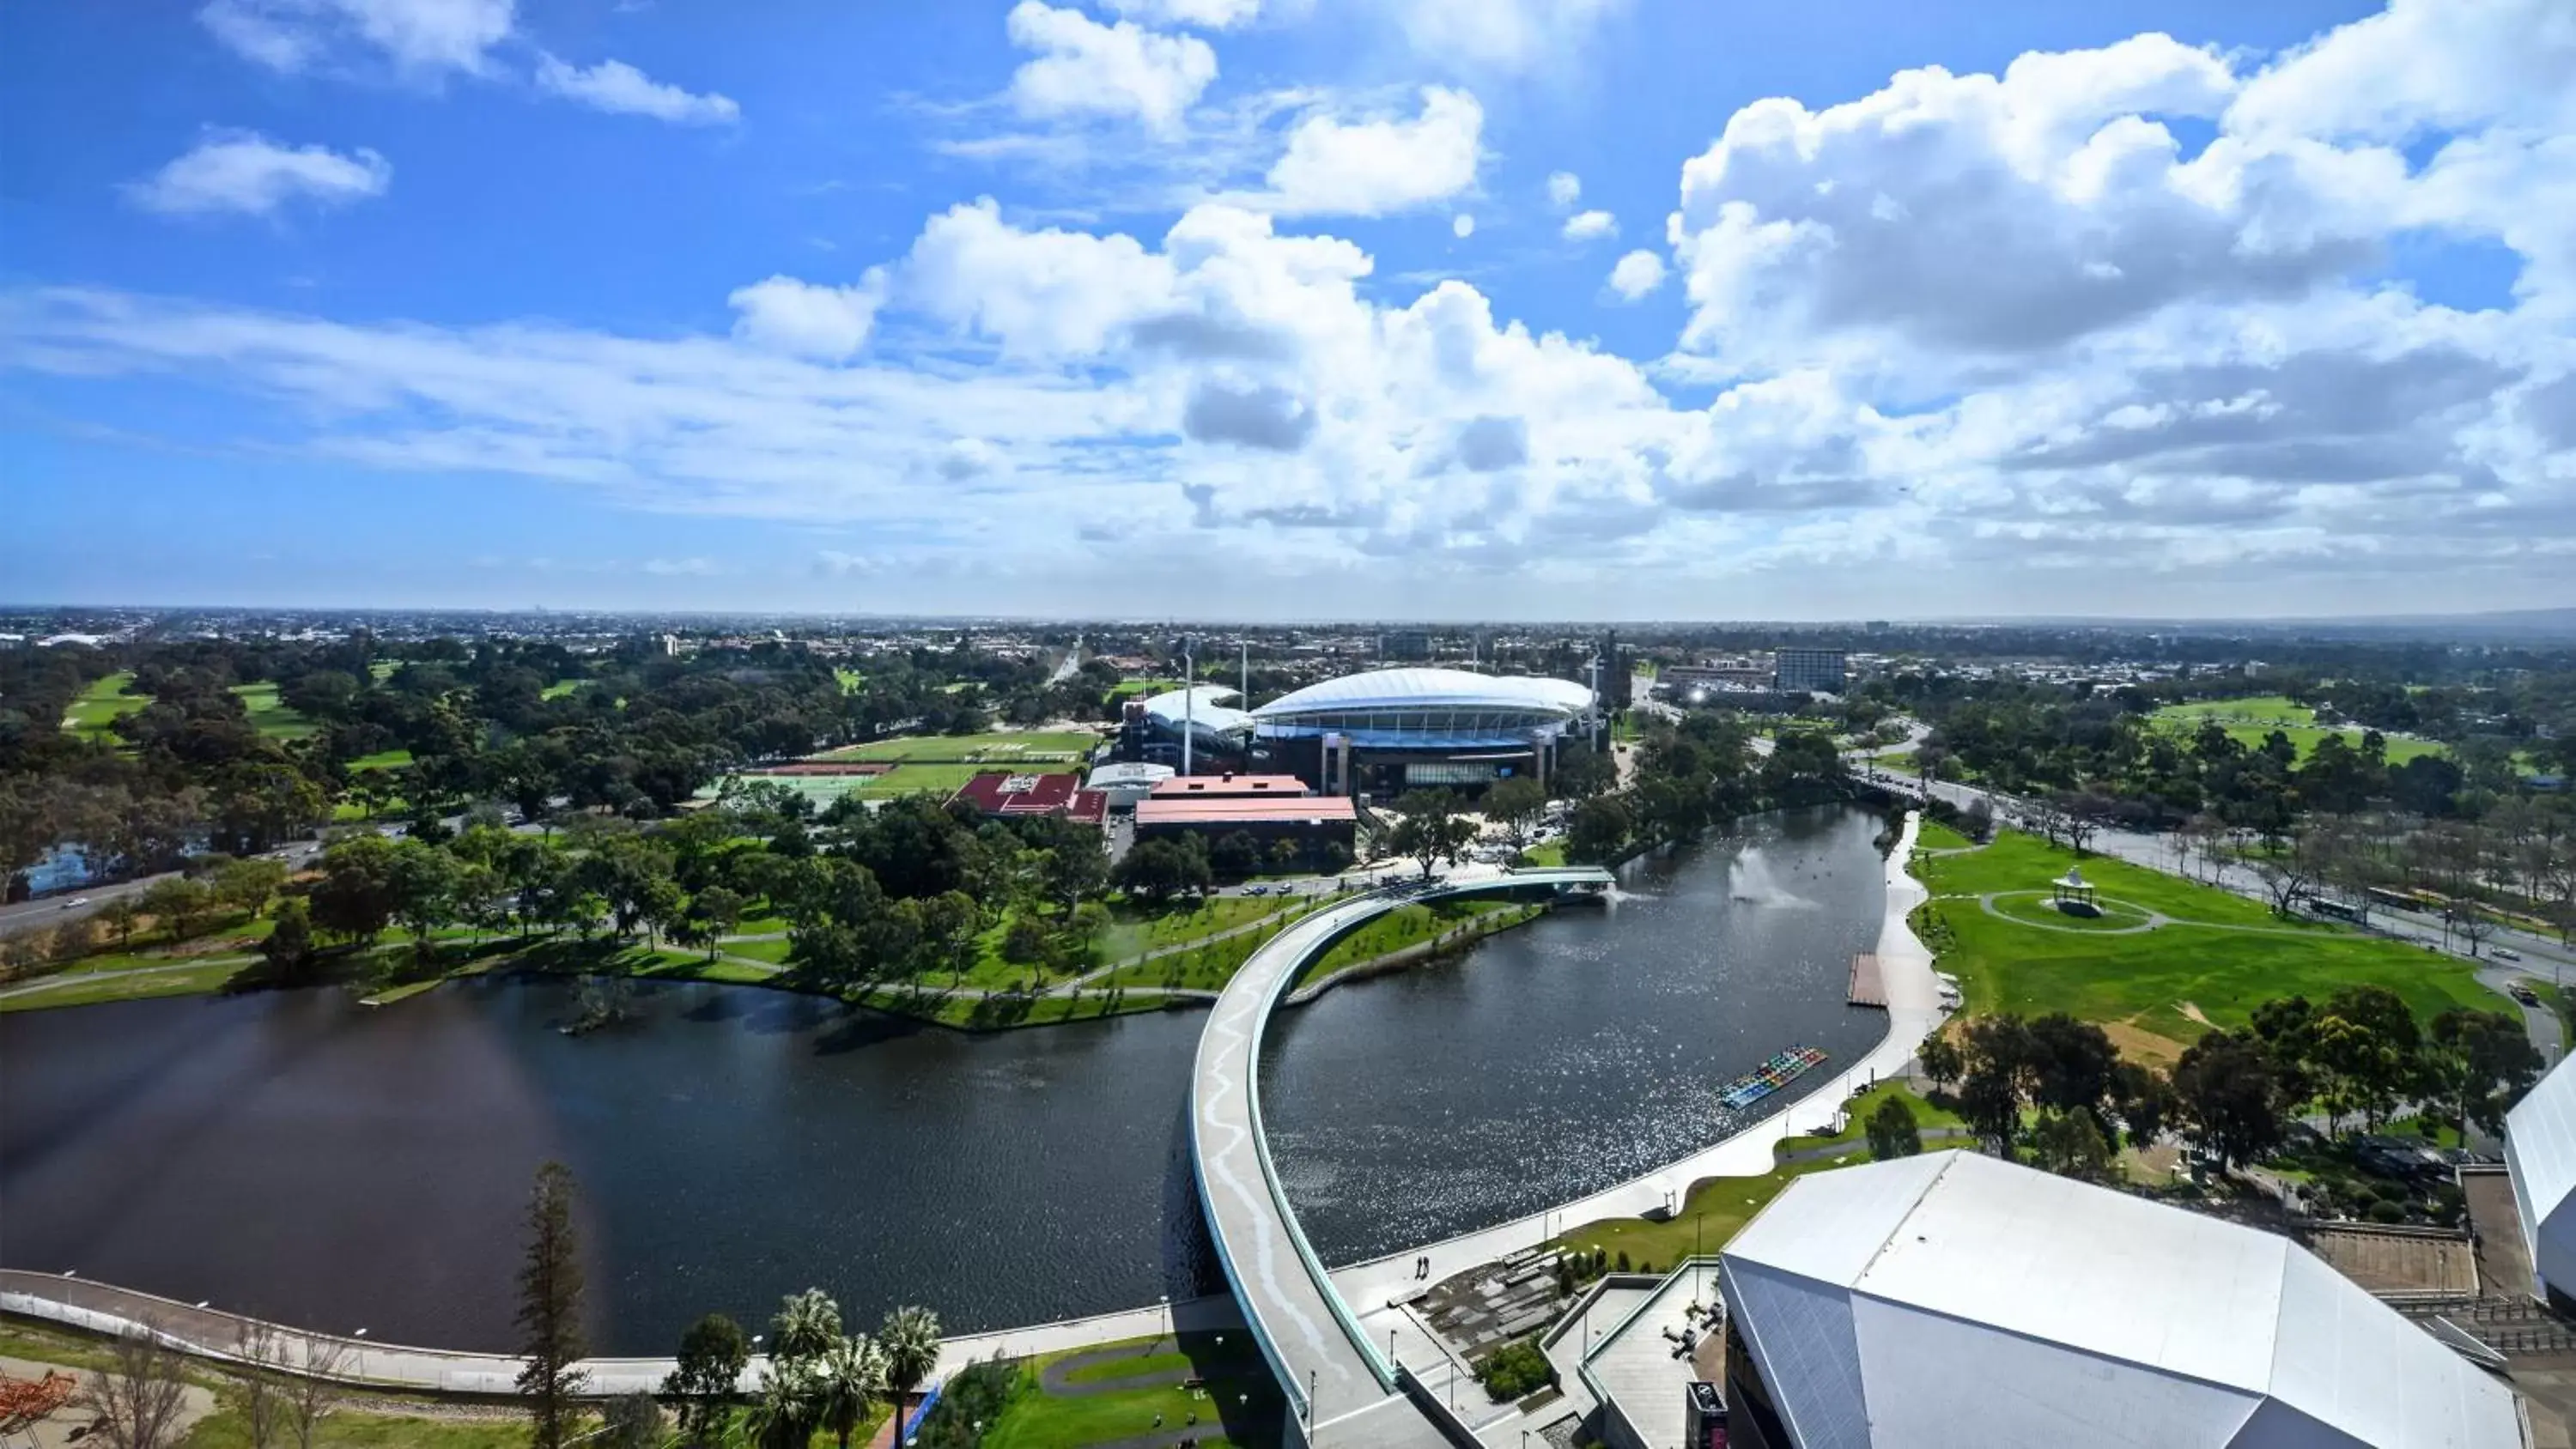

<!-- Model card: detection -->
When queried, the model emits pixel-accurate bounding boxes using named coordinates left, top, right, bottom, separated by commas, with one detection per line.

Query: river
left=0, top=805, right=1887, bottom=1355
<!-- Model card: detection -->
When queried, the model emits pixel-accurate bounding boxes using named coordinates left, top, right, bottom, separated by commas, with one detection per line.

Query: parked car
left=2492, top=948, right=2522, bottom=962
left=60, top=896, right=91, bottom=910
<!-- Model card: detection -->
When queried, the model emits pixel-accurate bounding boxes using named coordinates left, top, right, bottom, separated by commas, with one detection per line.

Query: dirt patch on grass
left=2102, top=1018, right=2189, bottom=1068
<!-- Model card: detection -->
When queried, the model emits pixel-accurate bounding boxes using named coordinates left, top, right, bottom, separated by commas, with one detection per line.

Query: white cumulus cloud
left=1546, top=171, right=1581, bottom=209
left=1607, top=248, right=1665, bottom=300
left=1256, top=87, right=1484, bottom=216
left=535, top=54, right=739, bottom=125
left=1101, top=0, right=1261, bottom=29
left=1386, top=0, right=1625, bottom=73
left=728, top=272, right=890, bottom=361
left=126, top=130, right=391, bottom=217
left=1562, top=209, right=1615, bottom=241
left=197, top=0, right=516, bottom=77
left=1005, top=1, right=1218, bottom=137
left=1453, top=214, right=1476, bottom=239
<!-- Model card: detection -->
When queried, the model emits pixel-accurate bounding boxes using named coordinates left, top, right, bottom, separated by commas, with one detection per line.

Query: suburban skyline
left=3, top=0, right=2572, bottom=620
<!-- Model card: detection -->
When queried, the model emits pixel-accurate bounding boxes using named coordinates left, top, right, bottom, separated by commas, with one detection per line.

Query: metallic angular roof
left=2506, top=1051, right=2576, bottom=1299
left=1250, top=667, right=1593, bottom=718
left=1722, top=1151, right=2522, bottom=1448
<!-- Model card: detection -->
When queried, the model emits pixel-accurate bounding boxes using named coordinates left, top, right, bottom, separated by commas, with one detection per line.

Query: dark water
left=1264, top=805, right=1889, bottom=1260
left=0, top=806, right=1886, bottom=1355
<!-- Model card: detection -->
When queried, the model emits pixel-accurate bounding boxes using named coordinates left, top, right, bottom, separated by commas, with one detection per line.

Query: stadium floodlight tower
left=1172, top=634, right=1195, bottom=777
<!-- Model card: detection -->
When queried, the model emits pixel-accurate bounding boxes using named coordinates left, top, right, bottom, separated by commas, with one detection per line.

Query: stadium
left=1247, top=666, right=1595, bottom=797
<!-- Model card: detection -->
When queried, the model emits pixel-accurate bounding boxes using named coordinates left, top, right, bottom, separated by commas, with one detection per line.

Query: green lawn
left=540, top=677, right=585, bottom=700
left=1518, top=841, right=1568, bottom=867
left=1291, top=898, right=1530, bottom=989
left=981, top=1332, right=1282, bottom=1449
left=229, top=682, right=320, bottom=739
left=1099, top=895, right=1284, bottom=958
left=346, top=748, right=415, bottom=770
left=1916, top=829, right=2501, bottom=1057
left=1915, top=820, right=1974, bottom=852
left=834, top=668, right=867, bottom=693
left=0, top=958, right=250, bottom=1012
left=2148, top=696, right=2444, bottom=764
left=64, top=671, right=152, bottom=737
left=1548, top=1087, right=1955, bottom=1268
left=810, top=730, right=1101, bottom=765
left=1108, top=677, right=1185, bottom=698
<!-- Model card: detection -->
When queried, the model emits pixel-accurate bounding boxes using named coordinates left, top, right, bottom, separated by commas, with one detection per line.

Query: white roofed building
left=1718, top=1151, right=2523, bottom=1448
left=2506, top=1050, right=2576, bottom=1309
left=1248, top=666, right=1593, bottom=797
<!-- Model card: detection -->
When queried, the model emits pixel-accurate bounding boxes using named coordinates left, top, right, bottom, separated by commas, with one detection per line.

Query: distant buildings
left=1772, top=646, right=1846, bottom=695
left=1717, top=1150, right=2519, bottom=1447
left=1084, top=761, right=1175, bottom=809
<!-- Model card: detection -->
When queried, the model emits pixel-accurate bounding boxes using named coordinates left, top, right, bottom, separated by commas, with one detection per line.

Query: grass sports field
left=811, top=728, right=1099, bottom=766
left=62, top=672, right=151, bottom=737
left=2148, top=694, right=2444, bottom=764
left=700, top=758, right=1078, bottom=807
left=1915, top=828, right=2500, bottom=1060
left=229, top=682, right=320, bottom=739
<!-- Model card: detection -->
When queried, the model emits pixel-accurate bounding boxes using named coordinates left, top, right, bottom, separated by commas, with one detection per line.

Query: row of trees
left=1914, top=989, right=2542, bottom=1179
left=1560, top=715, right=1851, bottom=867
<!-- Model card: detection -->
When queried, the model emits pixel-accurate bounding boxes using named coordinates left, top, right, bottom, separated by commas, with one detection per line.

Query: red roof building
left=951, top=772, right=1106, bottom=825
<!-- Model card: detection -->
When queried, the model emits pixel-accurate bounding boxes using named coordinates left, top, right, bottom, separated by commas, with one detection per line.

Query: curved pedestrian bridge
left=1188, top=865, right=1614, bottom=1446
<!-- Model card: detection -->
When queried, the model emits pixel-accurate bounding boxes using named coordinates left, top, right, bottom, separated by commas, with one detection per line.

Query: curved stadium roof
left=1139, top=683, right=1254, bottom=737
left=1252, top=667, right=1592, bottom=720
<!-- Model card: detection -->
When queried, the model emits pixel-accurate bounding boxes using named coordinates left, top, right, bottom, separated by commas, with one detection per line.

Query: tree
left=2427, top=1009, right=2543, bottom=1138
left=140, top=876, right=215, bottom=943
left=691, top=885, right=745, bottom=961
left=2172, top=1030, right=2285, bottom=1172
left=2108, top=1059, right=2174, bottom=1149
left=1916, top=1032, right=1965, bottom=1093
left=2031, top=1109, right=2113, bottom=1181
left=309, top=835, right=402, bottom=944
left=744, top=1359, right=819, bottom=1449
left=814, top=1336, right=887, bottom=1449
left=98, top=896, right=141, bottom=950
left=662, top=1313, right=750, bottom=1446
left=1388, top=790, right=1474, bottom=878
left=877, top=1305, right=942, bottom=1434
left=1564, top=795, right=1632, bottom=864
left=229, top=1325, right=290, bottom=1449
left=1957, top=1016, right=2038, bottom=1155
left=1864, top=1095, right=1922, bottom=1160
left=1207, top=830, right=1262, bottom=882
left=72, top=1327, right=190, bottom=1449
left=262, top=896, right=316, bottom=980
left=1484, top=777, right=1546, bottom=849
left=514, top=1162, right=587, bottom=1449
left=770, top=1288, right=843, bottom=1364
left=211, top=856, right=290, bottom=919
left=387, top=839, right=464, bottom=963
left=601, top=1395, right=663, bottom=1449
left=2025, top=1013, right=2117, bottom=1123
left=1961, top=796, right=1994, bottom=842
left=277, top=1337, right=347, bottom=1449
left=1113, top=838, right=1210, bottom=906
left=2311, top=984, right=2420, bottom=1132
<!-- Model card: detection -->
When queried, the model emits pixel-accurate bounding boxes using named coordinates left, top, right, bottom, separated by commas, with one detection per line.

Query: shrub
left=2366, top=1200, right=2408, bottom=1225
left=1474, top=1340, right=1553, bottom=1403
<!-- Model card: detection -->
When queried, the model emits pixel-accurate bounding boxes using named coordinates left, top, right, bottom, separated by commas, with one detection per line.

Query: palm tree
left=813, top=1336, right=887, bottom=1449
left=742, top=1358, right=818, bottom=1449
left=769, top=1288, right=842, bottom=1364
left=876, top=1306, right=942, bottom=1434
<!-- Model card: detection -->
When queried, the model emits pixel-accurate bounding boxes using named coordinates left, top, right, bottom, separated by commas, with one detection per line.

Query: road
left=1, top=840, right=324, bottom=942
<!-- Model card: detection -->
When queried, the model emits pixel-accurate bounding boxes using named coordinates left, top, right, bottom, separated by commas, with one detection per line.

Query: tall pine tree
left=515, top=1162, right=587, bottom=1448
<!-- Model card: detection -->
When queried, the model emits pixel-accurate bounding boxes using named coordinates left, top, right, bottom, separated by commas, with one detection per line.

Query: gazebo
left=2050, top=865, right=2098, bottom=914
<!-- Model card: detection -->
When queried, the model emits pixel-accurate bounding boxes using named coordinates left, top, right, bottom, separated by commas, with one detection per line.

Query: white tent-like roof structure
left=2506, top=1051, right=2576, bottom=1302
left=1138, top=684, right=1253, bottom=739
left=1251, top=667, right=1592, bottom=719
left=1722, top=1151, right=2522, bottom=1448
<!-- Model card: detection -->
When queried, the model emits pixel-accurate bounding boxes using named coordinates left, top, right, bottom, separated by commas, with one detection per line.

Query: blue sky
left=3, top=0, right=2570, bottom=619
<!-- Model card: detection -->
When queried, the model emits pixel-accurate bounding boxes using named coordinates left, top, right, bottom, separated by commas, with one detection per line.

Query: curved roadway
left=1190, top=866, right=1614, bottom=1446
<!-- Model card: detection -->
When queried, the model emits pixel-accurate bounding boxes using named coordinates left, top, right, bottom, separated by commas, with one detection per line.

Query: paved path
left=0, top=1269, right=1244, bottom=1399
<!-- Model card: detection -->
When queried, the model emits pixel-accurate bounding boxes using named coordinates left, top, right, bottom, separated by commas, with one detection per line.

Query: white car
left=61, top=896, right=91, bottom=910
left=2493, top=948, right=2522, bottom=962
